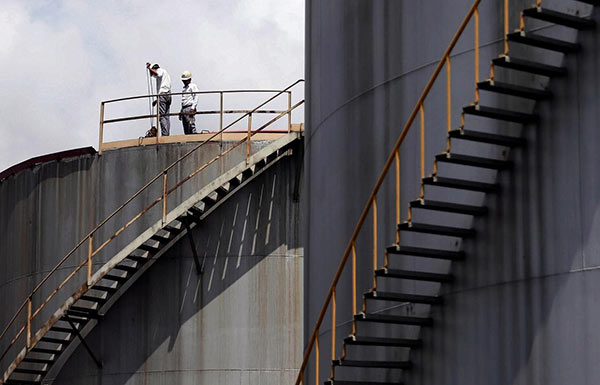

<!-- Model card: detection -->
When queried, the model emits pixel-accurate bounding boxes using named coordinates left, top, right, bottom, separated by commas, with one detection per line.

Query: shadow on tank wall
left=49, top=154, right=303, bottom=385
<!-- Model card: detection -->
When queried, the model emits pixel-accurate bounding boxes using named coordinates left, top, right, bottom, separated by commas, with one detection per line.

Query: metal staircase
left=0, top=81, right=304, bottom=385
left=295, top=1, right=596, bottom=384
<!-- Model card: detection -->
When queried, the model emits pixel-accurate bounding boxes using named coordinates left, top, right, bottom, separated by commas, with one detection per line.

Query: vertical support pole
left=162, top=172, right=168, bottom=225
left=288, top=91, right=292, bottom=133
left=156, top=95, right=161, bottom=146
left=87, top=235, right=94, bottom=285
left=446, top=57, right=452, bottom=133
left=474, top=6, right=480, bottom=104
left=351, top=242, right=357, bottom=330
left=420, top=104, right=426, bottom=199
left=219, top=92, right=224, bottom=150
left=331, top=287, right=336, bottom=360
left=536, top=0, right=541, bottom=7
left=395, top=150, right=401, bottom=244
left=98, top=102, right=105, bottom=156
left=372, top=197, right=378, bottom=289
left=246, top=113, right=252, bottom=164
left=504, top=0, right=510, bottom=55
left=26, top=297, right=32, bottom=350
left=315, top=332, right=320, bottom=385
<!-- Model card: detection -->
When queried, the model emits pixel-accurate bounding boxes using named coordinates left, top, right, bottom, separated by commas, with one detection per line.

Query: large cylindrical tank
left=304, top=0, right=600, bottom=384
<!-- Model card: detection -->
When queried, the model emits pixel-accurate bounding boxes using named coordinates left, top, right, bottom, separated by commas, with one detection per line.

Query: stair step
left=69, top=306, right=99, bottom=318
left=364, top=291, right=442, bottom=305
left=126, top=255, right=148, bottom=263
left=355, top=312, right=433, bottom=326
left=66, top=309, right=98, bottom=320
left=387, top=244, right=465, bottom=261
left=422, top=175, right=499, bottom=192
left=40, top=337, right=69, bottom=345
left=228, top=177, right=241, bottom=189
left=90, top=285, right=118, bottom=294
left=49, top=326, right=73, bottom=334
left=102, top=274, right=127, bottom=283
left=477, top=80, right=551, bottom=100
left=201, top=195, right=217, bottom=205
left=30, top=347, right=61, bottom=355
left=435, top=152, right=511, bottom=170
left=5, top=380, right=42, bottom=385
left=492, top=55, right=566, bottom=77
left=22, top=357, right=55, bottom=365
left=448, top=129, right=525, bottom=147
left=60, top=314, right=88, bottom=324
left=398, top=222, right=475, bottom=238
left=12, top=368, right=47, bottom=375
left=162, top=224, right=181, bottom=234
left=410, top=199, right=488, bottom=216
left=463, top=104, right=538, bottom=124
left=345, top=335, right=422, bottom=348
left=522, top=7, right=595, bottom=30
left=150, top=234, right=171, bottom=244
left=188, top=205, right=203, bottom=218
left=332, top=359, right=412, bottom=369
left=507, top=31, right=581, bottom=53
left=215, top=186, right=228, bottom=197
left=375, top=268, right=453, bottom=283
left=137, top=243, right=160, bottom=253
left=112, top=264, right=138, bottom=273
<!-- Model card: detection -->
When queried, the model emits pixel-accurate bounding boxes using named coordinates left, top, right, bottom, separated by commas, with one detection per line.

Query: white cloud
left=0, top=0, right=304, bottom=171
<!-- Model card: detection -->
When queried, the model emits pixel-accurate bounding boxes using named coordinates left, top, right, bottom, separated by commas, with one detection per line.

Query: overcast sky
left=0, top=0, right=304, bottom=172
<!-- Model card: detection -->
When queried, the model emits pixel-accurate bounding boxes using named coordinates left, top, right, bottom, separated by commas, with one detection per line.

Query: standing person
left=146, top=62, right=172, bottom=136
left=179, top=71, right=199, bottom=134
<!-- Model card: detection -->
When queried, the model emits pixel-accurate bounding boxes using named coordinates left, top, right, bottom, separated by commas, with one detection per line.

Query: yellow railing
left=0, top=79, right=304, bottom=376
left=98, top=88, right=298, bottom=154
left=292, top=0, right=518, bottom=382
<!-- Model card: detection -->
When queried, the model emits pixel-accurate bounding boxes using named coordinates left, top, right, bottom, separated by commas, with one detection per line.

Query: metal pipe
left=475, top=6, right=480, bottom=104
left=504, top=0, right=510, bottom=54
left=331, top=288, right=336, bottom=360
left=446, top=57, right=452, bottom=132
left=372, top=197, right=378, bottom=289
left=98, top=103, right=105, bottom=156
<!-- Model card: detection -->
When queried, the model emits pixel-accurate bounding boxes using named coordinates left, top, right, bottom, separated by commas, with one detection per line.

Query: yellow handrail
left=0, top=80, right=304, bottom=371
left=293, top=0, right=482, bottom=382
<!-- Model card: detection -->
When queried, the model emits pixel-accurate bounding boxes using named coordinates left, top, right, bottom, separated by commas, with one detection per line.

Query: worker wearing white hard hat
left=179, top=70, right=199, bottom=135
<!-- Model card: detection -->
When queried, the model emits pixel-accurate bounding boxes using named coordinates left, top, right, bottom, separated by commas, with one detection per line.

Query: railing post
left=315, top=332, right=320, bottom=385
left=26, top=297, right=32, bottom=350
left=156, top=95, right=161, bottom=146
left=372, top=196, right=378, bottom=289
left=87, top=235, right=93, bottom=286
left=162, top=171, right=168, bottom=225
left=446, top=57, right=452, bottom=133
left=98, top=102, right=105, bottom=156
left=246, top=113, right=252, bottom=164
left=474, top=6, right=480, bottom=104
left=504, top=0, right=510, bottom=54
left=219, top=92, right=224, bottom=150
left=331, top=287, right=336, bottom=361
left=288, top=91, right=292, bottom=133
left=395, top=150, right=401, bottom=244
left=420, top=103, right=425, bottom=178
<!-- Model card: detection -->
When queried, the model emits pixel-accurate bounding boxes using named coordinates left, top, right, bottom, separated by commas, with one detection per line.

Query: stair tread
left=90, top=285, right=118, bottom=293
left=448, top=129, right=525, bottom=147
left=492, top=55, right=566, bottom=77
left=22, top=357, right=55, bottom=365
left=112, top=264, right=138, bottom=273
left=40, top=336, right=70, bottom=344
left=137, top=243, right=160, bottom=252
left=150, top=234, right=171, bottom=243
left=523, top=7, right=595, bottom=30
left=31, top=347, right=61, bottom=355
left=49, top=326, right=73, bottom=333
left=365, top=290, right=442, bottom=305
left=463, top=104, right=538, bottom=123
left=375, top=268, right=453, bottom=282
left=126, top=255, right=148, bottom=263
left=162, top=224, right=181, bottom=233
left=410, top=198, right=487, bottom=215
left=102, top=274, right=127, bottom=282
left=422, top=175, right=499, bottom=192
left=477, top=79, right=551, bottom=100
left=355, top=312, right=433, bottom=326
left=398, top=222, right=475, bottom=238
left=13, top=368, right=47, bottom=375
left=345, top=335, right=422, bottom=347
left=507, top=31, right=581, bottom=53
left=333, top=359, right=412, bottom=369
left=387, top=244, right=464, bottom=260
left=435, top=152, right=512, bottom=169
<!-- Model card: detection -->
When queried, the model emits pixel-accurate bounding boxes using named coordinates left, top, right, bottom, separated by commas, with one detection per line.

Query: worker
left=179, top=71, right=199, bottom=134
left=146, top=62, right=172, bottom=136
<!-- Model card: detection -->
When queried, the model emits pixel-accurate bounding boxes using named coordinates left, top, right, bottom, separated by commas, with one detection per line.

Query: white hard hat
left=181, top=71, right=192, bottom=81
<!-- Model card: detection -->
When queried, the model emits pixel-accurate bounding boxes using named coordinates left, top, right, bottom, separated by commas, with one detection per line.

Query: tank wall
left=305, top=0, right=599, bottom=384
left=0, top=139, right=280, bottom=371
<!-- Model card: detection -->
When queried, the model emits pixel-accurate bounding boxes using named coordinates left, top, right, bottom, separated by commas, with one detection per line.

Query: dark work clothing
left=158, top=93, right=171, bottom=136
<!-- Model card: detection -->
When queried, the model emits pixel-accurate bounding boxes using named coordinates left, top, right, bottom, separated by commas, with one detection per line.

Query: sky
left=0, top=0, right=304, bottom=172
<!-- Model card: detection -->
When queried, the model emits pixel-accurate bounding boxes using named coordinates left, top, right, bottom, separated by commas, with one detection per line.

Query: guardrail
left=98, top=88, right=298, bottom=154
left=0, top=79, right=304, bottom=377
